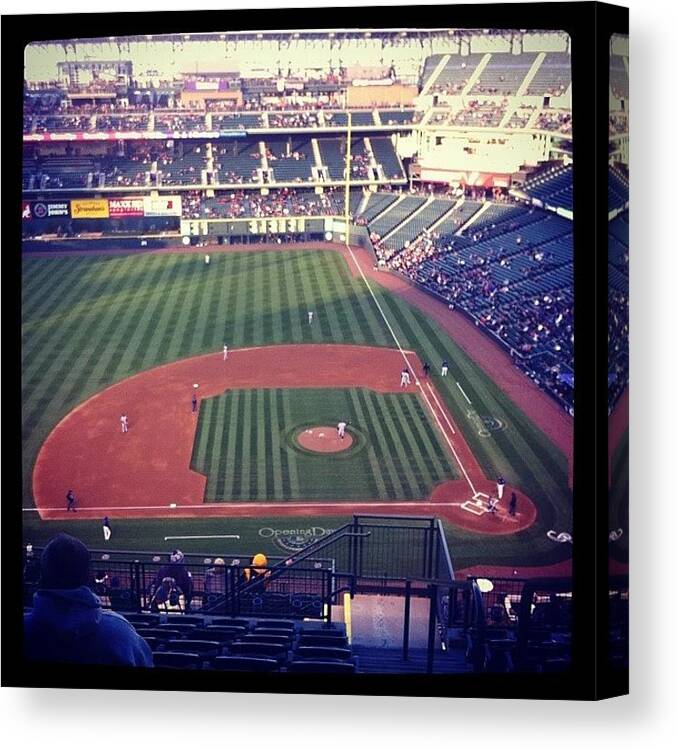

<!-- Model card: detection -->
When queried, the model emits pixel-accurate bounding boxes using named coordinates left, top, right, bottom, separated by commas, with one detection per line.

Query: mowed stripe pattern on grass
left=22, top=251, right=390, bottom=502
left=190, top=388, right=457, bottom=501
left=22, top=248, right=571, bottom=568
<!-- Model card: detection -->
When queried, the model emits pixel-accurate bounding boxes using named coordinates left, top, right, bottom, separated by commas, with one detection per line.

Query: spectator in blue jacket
left=23, top=533, right=152, bottom=667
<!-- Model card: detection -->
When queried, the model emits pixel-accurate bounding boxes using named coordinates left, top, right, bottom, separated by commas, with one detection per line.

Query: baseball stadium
left=19, top=27, right=627, bottom=677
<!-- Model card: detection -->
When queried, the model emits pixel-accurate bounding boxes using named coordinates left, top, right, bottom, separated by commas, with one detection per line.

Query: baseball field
left=21, top=244, right=573, bottom=574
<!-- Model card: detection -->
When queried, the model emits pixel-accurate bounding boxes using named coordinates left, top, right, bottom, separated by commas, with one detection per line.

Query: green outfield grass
left=21, top=248, right=572, bottom=569
left=191, top=387, right=458, bottom=501
left=20, top=513, right=573, bottom=572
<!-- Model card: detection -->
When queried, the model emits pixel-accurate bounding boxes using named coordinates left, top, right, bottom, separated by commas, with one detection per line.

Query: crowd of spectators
left=181, top=187, right=344, bottom=220
left=349, top=147, right=371, bottom=178
left=430, top=80, right=468, bottom=95
left=371, top=200, right=575, bottom=410
left=506, top=107, right=535, bottom=129
left=536, top=110, right=572, bottom=134
left=608, top=288, right=629, bottom=411
left=155, top=144, right=207, bottom=186
left=102, top=143, right=161, bottom=187
left=450, top=100, right=507, bottom=127
left=609, top=114, right=629, bottom=136
left=268, top=110, right=322, bottom=128
left=155, top=112, right=208, bottom=132
left=96, top=114, right=150, bottom=131
left=32, top=115, right=92, bottom=133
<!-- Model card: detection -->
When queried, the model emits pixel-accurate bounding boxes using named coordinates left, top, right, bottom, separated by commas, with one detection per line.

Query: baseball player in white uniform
left=120, top=413, right=128, bottom=433
left=223, top=343, right=229, bottom=360
left=204, top=253, right=211, bottom=265
left=337, top=421, right=347, bottom=439
left=487, top=496, right=499, bottom=514
left=400, top=368, right=411, bottom=388
left=308, top=311, right=314, bottom=324
left=496, top=475, right=506, bottom=500
left=441, top=360, right=449, bottom=376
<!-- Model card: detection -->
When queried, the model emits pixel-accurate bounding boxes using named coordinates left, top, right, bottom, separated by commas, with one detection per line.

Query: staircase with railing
left=23, top=517, right=576, bottom=673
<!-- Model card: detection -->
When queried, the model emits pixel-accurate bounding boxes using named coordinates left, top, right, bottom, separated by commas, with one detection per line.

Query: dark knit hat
left=40, top=533, right=90, bottom=589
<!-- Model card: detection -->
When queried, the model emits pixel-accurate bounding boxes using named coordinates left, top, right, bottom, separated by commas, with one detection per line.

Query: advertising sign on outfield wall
left=70, top=198, right=110, bottom=219
left=22, top=200, right=70, bottom=220
left=109, top=197, right=145, bottom=217
left=143, top=196, right=182, bottom=217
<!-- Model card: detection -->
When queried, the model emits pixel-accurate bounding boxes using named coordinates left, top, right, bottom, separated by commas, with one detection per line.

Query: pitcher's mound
left=296, top=426, right=353, bottom=453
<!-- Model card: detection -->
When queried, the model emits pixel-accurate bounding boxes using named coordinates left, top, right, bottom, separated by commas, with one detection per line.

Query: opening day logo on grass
left=258, top=526, right=335, bottom=553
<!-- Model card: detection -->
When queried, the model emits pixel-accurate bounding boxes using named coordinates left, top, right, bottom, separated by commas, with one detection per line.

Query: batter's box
left=461, top=492, right=491, bottom=516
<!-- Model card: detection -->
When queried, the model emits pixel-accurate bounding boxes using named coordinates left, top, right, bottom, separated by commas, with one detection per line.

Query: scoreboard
left=181, top=216, right=330, bottom=238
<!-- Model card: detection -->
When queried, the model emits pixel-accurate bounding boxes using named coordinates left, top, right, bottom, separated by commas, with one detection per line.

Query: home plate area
left=429, top=480, right=538, bottom=535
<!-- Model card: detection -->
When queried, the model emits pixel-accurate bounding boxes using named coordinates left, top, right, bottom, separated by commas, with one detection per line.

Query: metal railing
left=467, top=576, right=573, bottom=672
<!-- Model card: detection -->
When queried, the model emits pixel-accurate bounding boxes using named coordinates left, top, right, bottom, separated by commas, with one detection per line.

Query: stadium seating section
left=471, top=53, right=537, bottom=96
left=21, top=38, right=577, bottom=412
left=266, top=136, right=316, bottom=182
left=213, top=140, right=263, bottom=184
left=608, top=210, right=629, bottom=410
left=610, top=55, right=629, bottom=100
left=23, top=537, right=583, bottom=675
left=526, top=52, right=571, bottom=96
left=609, top=166, right=629, bottom=212
left=523, top=164, right=573, bottom=211
left=360, top=192, right=574, bottom=409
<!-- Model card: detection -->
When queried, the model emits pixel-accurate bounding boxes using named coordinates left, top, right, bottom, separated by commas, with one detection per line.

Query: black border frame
left=1, top=1, right=629, bottom=700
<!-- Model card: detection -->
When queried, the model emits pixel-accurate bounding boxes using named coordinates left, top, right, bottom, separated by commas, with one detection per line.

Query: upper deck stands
left=424, top=54, right=485, bottom=94
left=526, top=53, right=571, bottom=96
left=610, top=55, right=629, bottom=100
left=470, top=53, right=537, bottom=96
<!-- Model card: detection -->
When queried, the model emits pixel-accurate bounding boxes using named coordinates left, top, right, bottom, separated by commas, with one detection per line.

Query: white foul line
left=456, top=381, right=472, bottom=405
left=343, top=242, right=477, bottom=496
left=164, top=534, right=240, bottom=541
left=425, top=382, right=455, bottom=435
left=25, top=501, right=468, bottom=513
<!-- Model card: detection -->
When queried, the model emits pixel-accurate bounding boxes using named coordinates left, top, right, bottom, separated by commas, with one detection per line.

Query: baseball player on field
left=337, top=420, right=347, bottom=439
left=204, top=253, right=211, bottom=265
left=307, top=311, right=314, bottom=324
left=120, top=413, right=128, bottom=433
left=223, top=343, right=229, bottom=360
left=487, top=496, right=499, bottom=514
left=441, top=360, right=449, bottom=376
left=496, top=475, right=506, bottom=500
left=66, top=489, right=77, bottom=512
left=400, top=367, right=411, bottom=388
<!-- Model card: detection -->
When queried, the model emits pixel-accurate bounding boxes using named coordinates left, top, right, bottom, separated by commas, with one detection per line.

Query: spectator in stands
left=23, top=533, right=152, bottom=667
left=150, top=549, right=194, bottom=612
left=203, top=557, right=227, bottom=601
left=243, top=552, right=271, bottom=591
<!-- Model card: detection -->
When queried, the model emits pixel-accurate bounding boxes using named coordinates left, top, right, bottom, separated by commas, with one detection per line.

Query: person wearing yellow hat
left=244, top=553, right=270, bottom=589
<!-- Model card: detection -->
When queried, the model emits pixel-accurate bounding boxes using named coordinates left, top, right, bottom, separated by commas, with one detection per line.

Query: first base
left=169, top=503, right=177, bottom=508
left=193, top=383, right=199, bottom=388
